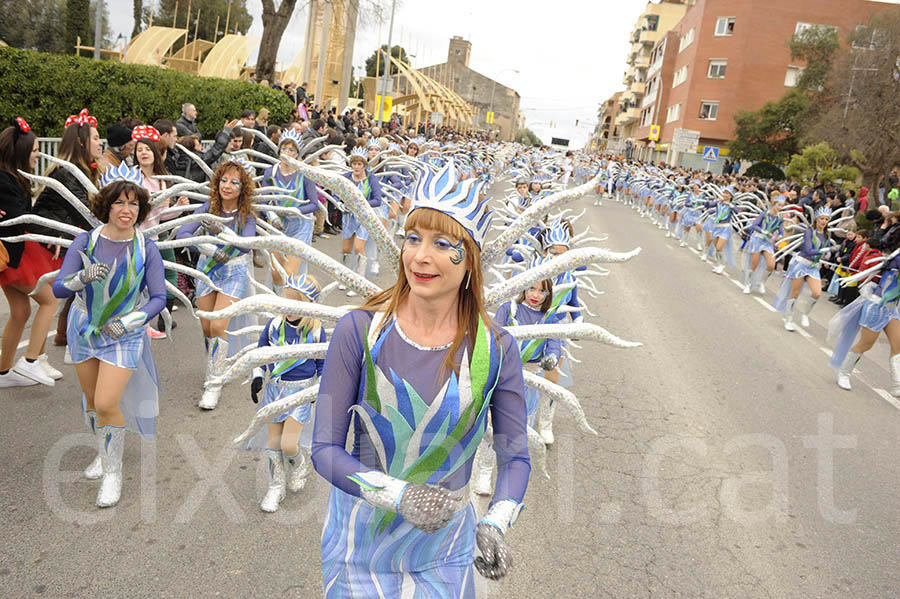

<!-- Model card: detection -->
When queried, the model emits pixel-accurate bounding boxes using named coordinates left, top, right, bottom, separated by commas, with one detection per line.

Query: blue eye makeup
left=220, top=178, right=242, bottom=188
left=404, top=233, right=422, bottom=245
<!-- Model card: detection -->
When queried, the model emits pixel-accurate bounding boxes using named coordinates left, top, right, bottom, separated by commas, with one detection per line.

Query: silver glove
left=398, top=484, right=460, bottom=533
left=203, top=218, right=225, bottom=235
left=100, top=318, right=127, bottom=340
left=79, top=262, right=110, bottom=284
left=212, top=248, right=231, bottom=264
left=474, top=523, right=512, bottom=580
left=540, top=354, right=558, bottom=371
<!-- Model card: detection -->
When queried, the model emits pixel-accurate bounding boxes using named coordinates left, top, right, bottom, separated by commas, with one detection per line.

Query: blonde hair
left=282, top=276, right=322, bottom=334
left=360, top=208, right=495, bottom=375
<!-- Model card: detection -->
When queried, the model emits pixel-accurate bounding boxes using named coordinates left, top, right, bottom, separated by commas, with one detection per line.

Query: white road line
left=873, top=388, right=900, bottom=410
left=16, top=330, right=56, bottom=350
left=754, top=297, right=777, bottom=312
left=666, top=245, right=674, bottom=251
left=796, top=328, right=813, bottom=339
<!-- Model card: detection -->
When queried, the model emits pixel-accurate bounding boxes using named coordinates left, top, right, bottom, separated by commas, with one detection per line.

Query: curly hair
left=208, top=161, right=257, bottom=226
left=91, top=181, right=151, bottom=225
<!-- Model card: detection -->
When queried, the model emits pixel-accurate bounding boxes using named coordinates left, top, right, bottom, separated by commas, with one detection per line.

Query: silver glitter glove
left=79, top=262, right=110, bottom=284
left=474, top=523, right=512, bottom=580
left=212, top=248, right=231, bottom=264
left=100, top=319, right=127, bottom=339
left=202, top=218, right=225, bottom=235
left=397, top=484, right=460, bottom=533
left=540, top=353, right=558, bottom=371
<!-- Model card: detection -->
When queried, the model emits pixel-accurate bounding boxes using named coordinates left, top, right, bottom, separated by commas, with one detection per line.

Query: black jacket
left=31, top=167, right=93, bottom=243
left=168, top=128, right=233, bottom=182
left=176, top=115, right=200, bottom=138
left=0, top=170, right=31, bottom=268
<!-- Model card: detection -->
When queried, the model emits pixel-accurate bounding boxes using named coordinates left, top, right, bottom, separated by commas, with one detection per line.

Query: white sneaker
left=13, top=356, right=55, bottom=386
left=346, top=289, right=357, bottom=297
left=784, top=320, right=796, bottom=332
left=64, top=346, right=73, bottom=365
left=39, top=355, right=63, bottom=380
left=757, top=283, right=766, bottom=294
left=679, top=241, right=686, bottom=248
left=713, top=264, right=725, bottom=275
left=700, top=254, right=708, bottom=263
left=0, top=369, right=38, bottom=388
left=800, top=314, right=810, bottom=328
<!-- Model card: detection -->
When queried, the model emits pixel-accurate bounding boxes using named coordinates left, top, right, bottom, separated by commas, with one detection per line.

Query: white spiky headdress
left=408, top=159, right=493, bottom=249
left=279, top=129, right=303, bottom=149
left=225, top=157, right=254, bottom=176
left=815, top=206, right=832, bottom=219
left=99, top=163, right=142, bottom=188
left=543, top=220, right=572, bottom=249
left=349, top=147, right=368, bottom=163
left=283, top=273, right=320, bottom=302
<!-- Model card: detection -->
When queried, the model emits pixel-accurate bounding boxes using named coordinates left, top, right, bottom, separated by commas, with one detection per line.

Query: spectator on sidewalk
left=96, top=123, right=133, bottom=173
left=176, top=103, right=200, bottom=137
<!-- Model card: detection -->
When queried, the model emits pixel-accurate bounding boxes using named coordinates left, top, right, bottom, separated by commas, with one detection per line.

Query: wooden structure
left=198, top=34, right=260, bottom=79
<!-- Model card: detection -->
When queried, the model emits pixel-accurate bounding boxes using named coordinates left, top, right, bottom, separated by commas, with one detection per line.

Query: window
left=678, top=28, right=695, bottom=53
left=699, top=102, right=719, bottom=120
left=707, top=59, right=727, bottom=79
left=672, top=65, right=688, bottom=88
left=455, top=49, right=461, bottom=55
left=666, top=104, right=681, bottom=123
left=784, top=66, right=804, bottom=87
left=715, top=17, right=735, bottom=36
left=795, top=22, right=837, bottom=37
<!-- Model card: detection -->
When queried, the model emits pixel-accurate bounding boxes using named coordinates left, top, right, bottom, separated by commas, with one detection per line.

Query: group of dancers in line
left=595, top=157, right=900, bottom=397
left=1, top=108, right=644, bottom=596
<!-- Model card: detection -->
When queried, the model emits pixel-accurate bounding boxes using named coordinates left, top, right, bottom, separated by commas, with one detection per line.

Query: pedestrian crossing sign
left=702, top=146, right=719, bottom=162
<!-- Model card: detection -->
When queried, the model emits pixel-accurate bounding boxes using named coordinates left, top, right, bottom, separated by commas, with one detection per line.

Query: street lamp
left=489, top=68, right=519, bottom=138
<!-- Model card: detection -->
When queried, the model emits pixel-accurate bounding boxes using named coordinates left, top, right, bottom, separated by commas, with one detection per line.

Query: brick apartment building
left=601, top=0, right=891, bottom=171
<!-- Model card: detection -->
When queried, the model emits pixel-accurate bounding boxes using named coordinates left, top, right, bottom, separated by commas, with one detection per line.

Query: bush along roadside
left=0, top=47, right=294, bottom=137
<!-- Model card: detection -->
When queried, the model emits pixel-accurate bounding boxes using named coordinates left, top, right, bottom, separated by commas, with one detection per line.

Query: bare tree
left=806, top=9, right=900, bottom=193
left=132, top=0, right=142, bottom=39
left=255, top=0, right=299, bottom=84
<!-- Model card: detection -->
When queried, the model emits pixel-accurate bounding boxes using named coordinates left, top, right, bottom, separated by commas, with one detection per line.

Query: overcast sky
left=109, top=0, right=650, bottom=146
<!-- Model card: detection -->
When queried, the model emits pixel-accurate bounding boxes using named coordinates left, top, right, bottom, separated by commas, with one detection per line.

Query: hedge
left=744, top=162, right=786, bottom=181
left=0, top=47, right=294, bottom=138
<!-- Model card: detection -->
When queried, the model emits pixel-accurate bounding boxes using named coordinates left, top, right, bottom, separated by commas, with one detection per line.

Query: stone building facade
left=419, top=36, right=521, bottom=141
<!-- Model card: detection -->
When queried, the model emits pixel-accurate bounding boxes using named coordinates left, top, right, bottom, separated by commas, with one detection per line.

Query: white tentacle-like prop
left=232, top=384, right=320, bottom=446
left=196, top=295, right=349, bottom=324
left=19, top=171, right=100, bottom=227
left=175, top=143, right=215, bottom=180
left=484, top=247, right=641, bottom=307
left=0, top=214, right=85, bottom=238
left=523, top=371, right=596, bottom=435
left=39, top=153, right=99, bottom=196
left=507, top=323, right=642, bottom=349
left=210, top=343, right=328, bottom=387
left=481, top=171, right=604, bottom=268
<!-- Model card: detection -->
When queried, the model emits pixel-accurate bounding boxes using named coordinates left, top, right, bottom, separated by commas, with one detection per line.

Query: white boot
left=538, top=399, right=557, bottom=445
left=758, top=270, right=772, bottom=294
left=800, top=297, right=817, bottom=328
left=84, top=410, right=102, bottom=480
left=199, top=337, right=228, bottom=410
left=347, top=255, right=366, bottom=297
left=890, top=354, right=900, bottom=398
left=784, top=298, right=797, bottom=332
left=96, top=426, right=125, bottom=508
left=285, top=451, right=310, bottom=493
left=260, top=449, right=286, bottom=512
left=473, top=440, right=494, bottom=496
left=338, top=253, right=351, bottom=290
left=837, top=352, right=861, bottom=391
left=712, top=252, right=725, bottom=274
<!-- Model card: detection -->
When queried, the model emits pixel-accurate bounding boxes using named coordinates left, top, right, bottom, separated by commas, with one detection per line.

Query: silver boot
left=800, top=297, right=817, bottom=328
left=473, top=439, right=494, bottom=496
left=199, top=337, right=229, bottom=410
left=890, top=354, right=900, bottom=398
left=285, top=451, right=310, bottom=493
left=837, top=352, right=862, bottom=391
left=784, top=298, right=797, bottom=332
left=96, top=426, right=125, bottom=508
left=338, top=253, right=352, bottom=290
left=347, top=255, right=366, bottom=297
left=538, top=398, right=557, bottom=445
left=260, top=449, right=286, bottom=512
left=84, top=410, right=102, bottom=480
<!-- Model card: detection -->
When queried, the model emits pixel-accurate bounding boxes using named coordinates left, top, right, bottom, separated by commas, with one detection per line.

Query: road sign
left=702, top=146, right=720, bottom=162
left=430, top=111, right=444, bottom=125
left=375, top=95, right=392, bottom=120
left=649, top=124, right=660, bottom=141
left=486, top=111, right=495, bottom=124
left=671, top=128, right=701, bottom=153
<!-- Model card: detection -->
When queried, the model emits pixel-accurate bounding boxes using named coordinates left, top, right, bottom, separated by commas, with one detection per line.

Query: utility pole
left=377, top=0, right=397, bottom=128
left=93, top=0, right=103, bottom=59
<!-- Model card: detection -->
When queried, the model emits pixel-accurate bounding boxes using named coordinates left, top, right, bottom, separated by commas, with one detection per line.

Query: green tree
left=785, top=142, right=861, bottom=189
left=790, top=24, right=841, bottom=93
left=515, top=128, right=541, bottom=147
left=728, top=90, right=810, bottom=163
left=0, top=0, right=68, bottom=54
left=65, top=0, right=90, bottom=54
left=365, top=44, right=409, bottom=78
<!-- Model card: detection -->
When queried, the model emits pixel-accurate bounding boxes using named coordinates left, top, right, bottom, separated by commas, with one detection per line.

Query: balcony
left=639, top=29, right=661, bottom=45
left=615, top=107, right=640, bottom=126
left=633, top=54, right=651, bottom=68
left=630, top=81, right=646, bottom=96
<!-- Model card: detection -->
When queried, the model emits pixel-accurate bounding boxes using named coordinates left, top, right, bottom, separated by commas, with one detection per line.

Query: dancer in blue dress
left=52, top=164, right=166, bottom=507
left=743, top=196, right=785, bottom=295
left=706, top=188, right=738, bottom=275
left=339, top=147, right=383, bottom=297
left=249, top=273, right=326, bottom=512
left=176, top=158, right=258, bottom=409
left=312, top=163, right=530, bottom=596
left=260, top=130, right=319, bottom=281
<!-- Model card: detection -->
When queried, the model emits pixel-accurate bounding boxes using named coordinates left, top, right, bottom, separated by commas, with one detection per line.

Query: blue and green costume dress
left=312, top=310, right=530, bottom=598
left=260, top=165, right=319, bottom=273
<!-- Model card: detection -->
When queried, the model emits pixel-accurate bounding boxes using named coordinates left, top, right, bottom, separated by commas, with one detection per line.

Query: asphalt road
left=2, top=188, right=900, bottom=598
